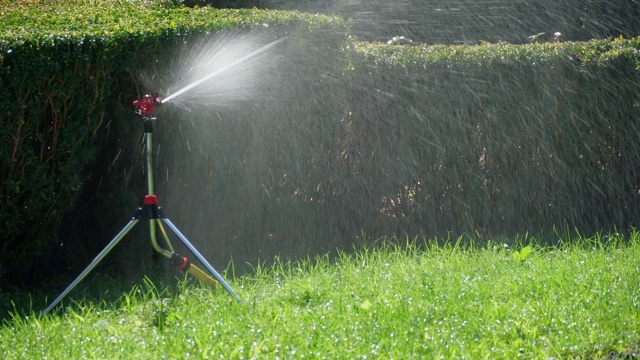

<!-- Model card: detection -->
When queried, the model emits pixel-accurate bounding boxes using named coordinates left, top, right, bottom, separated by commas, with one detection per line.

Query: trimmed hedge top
left=0, top=0, right=348, bottom=76
left=0, top=0, right=348, bottom=45
left=353, top=37, right=640, bottom=70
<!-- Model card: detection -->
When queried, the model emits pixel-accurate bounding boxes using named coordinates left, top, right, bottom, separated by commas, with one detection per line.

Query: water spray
left=161, top=36, right=287, bottom=104
left=42, top=94, right=242, bottom=316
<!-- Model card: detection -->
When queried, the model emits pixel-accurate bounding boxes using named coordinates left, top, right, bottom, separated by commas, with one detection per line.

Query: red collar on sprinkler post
left=133, top=94, right=164, bottom=117
left=144, top=195, right=158, bottom=205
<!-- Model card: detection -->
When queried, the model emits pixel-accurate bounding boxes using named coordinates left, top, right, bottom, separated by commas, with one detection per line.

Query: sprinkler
left=133, top=94, right=164, bottom=117
left=42, top=95, right=243, bottom=316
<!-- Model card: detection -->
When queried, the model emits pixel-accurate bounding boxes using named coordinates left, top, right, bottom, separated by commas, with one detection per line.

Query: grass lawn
left=1, top=233, right=639, bottom=359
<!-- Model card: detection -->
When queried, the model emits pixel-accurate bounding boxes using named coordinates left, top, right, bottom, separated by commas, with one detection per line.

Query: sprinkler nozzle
left=133, top=94, right=163, bottom=117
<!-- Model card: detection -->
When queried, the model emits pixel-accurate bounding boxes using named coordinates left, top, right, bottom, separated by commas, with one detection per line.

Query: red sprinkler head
left=133, top=94, right=163, bottom=117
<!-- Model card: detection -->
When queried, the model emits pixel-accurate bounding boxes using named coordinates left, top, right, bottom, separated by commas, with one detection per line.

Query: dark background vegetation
left=0, top=0, right=639, bottom=297
left=187, top=0, right=640, bottom=43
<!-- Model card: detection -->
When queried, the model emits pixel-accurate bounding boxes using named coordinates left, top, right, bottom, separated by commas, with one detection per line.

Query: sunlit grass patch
left=1, top=232, right=639, bottom=358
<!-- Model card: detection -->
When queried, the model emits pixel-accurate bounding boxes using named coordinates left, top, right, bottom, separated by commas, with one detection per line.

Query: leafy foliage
left=0, top=1, right=347, bottom=287
left=328, top=37, right=640, bottom=240
left=511, top=245, right=533, bottom=263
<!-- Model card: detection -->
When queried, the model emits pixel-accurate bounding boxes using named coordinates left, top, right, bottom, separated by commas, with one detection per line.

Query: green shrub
left=141, top=36, right=640, bottom=282
left=336, top=37, right=640, bottom=238
left=0, top=1, right=348, bottom=287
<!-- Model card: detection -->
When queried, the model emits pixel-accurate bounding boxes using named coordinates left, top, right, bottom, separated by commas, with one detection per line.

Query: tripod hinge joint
left=133, top=196, right=165, bottom=220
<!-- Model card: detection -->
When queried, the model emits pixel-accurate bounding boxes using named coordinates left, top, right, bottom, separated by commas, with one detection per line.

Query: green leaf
left=512, top=245, right=533, bottom=264
left=359, top=299, right=372, bottom=310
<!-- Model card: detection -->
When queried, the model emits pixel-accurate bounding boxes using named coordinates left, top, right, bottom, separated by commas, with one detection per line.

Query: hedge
left=337, top=37, right=640, bottom=238
left=144, top=36, right=640, bottom=280
left=0, top=0, right=348, bottom=287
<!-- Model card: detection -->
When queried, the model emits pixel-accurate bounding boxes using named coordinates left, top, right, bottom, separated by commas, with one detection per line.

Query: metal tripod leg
left=161, top=218, right=243, bottom=303
left=41, top=220, right=140, bottom=316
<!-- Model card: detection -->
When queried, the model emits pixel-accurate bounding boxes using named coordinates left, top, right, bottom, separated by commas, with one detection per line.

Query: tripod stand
left=42, top=95, right=242, bottom=316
